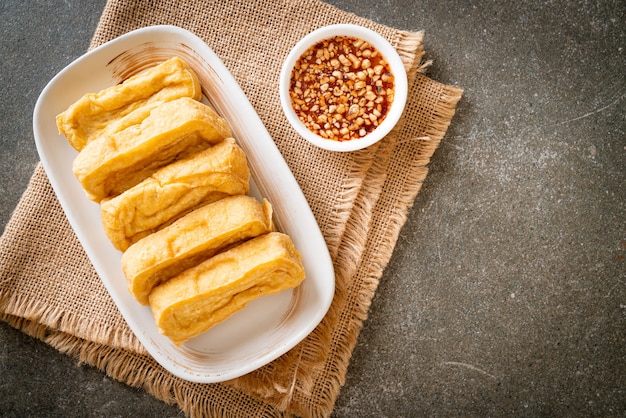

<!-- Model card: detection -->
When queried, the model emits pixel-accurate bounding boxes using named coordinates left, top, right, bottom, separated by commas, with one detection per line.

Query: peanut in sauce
left=289, top=36, right=395, bottom=142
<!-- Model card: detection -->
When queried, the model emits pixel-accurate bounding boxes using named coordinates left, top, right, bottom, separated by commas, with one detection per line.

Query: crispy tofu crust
left=101, top=138, right=250, bottom=251
left=148, top=232, right=305, bottom=346
left=122, top=195, right=273, bottom=305
left=72, top=97, right=231, bottom=202
left=57, top=56, right=202, bottom=151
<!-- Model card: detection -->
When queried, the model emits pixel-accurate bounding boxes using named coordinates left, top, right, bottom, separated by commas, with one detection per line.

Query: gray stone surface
left=1, top=0, right=624, bottom=416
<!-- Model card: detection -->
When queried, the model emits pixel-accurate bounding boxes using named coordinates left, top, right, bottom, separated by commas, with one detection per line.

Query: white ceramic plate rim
left=32, top=25, right=335, bottom=383
left=279, top=24, right=408, bottom=152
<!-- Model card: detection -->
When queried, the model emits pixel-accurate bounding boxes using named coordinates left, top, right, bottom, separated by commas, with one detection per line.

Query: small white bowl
left=279, top=24, right=408, bottom=152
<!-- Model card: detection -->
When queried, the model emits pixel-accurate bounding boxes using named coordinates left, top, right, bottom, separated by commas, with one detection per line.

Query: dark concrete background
left=1, top=1, right=624, bottom=416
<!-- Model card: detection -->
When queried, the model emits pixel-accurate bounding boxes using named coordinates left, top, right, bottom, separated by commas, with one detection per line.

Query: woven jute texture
left=0, top=0, right=462, bottom=416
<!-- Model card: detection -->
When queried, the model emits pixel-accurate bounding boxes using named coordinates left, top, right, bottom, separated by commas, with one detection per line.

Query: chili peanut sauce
left=289, top=36, right=395, bottom=142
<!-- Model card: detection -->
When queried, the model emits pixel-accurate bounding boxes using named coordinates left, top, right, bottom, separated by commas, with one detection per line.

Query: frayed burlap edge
left=322, top=29, right=426, bottom=262
left=0, top=288, right=146, bottom=354
left=0, top=164, right=147, bottom=354
left=292, top=81, right=463, bottom=418
left=1, top=312, right=286, bottom=417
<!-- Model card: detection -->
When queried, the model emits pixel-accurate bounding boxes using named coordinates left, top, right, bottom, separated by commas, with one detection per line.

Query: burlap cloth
left=0, top=0, right=462, bottom=416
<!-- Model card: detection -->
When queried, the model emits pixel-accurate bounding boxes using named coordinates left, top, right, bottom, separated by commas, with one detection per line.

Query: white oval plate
left=33, top=25, right=335, bottom=383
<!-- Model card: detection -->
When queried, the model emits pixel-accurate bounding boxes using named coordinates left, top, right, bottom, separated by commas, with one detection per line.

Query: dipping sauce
left=288, top=36, right=395, bottom=142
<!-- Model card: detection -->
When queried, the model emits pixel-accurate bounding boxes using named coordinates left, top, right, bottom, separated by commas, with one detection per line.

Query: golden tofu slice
left=72, top=97, right=231, bottom=202
left=149, top=232, right=305, bottom=346
left=101, top=138, right=250, bottom=251
left=57, top=56, right=202, bottom=151
left=122, top=195, right=273, bottom=305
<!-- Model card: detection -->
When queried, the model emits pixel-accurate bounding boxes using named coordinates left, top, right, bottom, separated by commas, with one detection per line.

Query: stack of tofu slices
left=56, top=57, right=305, bottom=346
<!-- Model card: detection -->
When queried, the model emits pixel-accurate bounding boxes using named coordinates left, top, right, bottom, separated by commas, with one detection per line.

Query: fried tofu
left=148, top=232, right=305, bottom=346
left=57, top=56, right=202, bottom=151
left=72, top=97, right=231, bottom=202
left=101, top=138, right=250, bottom=251
left=122, top=195, right=273, bottom=305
